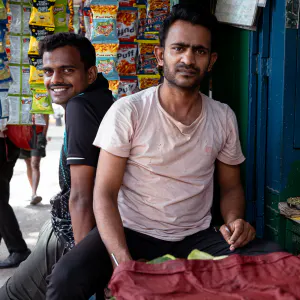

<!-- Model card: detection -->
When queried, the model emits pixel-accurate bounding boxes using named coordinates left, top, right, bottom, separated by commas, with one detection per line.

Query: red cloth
left=109, top=252, right=300, bottom=300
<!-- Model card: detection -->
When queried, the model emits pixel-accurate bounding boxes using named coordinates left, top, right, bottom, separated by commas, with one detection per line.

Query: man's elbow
left=69, top=191, right=93, bottom=211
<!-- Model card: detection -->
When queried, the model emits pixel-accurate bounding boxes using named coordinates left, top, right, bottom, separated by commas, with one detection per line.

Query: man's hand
left=220, top=219, right=256, bottom=251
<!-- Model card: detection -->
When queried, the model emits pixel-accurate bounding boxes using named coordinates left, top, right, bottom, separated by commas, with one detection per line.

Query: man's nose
left=51, top=71, right=64, bottom=84
left=181, top=49, right=196, bottom=66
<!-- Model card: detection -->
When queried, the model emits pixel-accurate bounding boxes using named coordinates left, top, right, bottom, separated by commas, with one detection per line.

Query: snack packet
left=28, top=55, right=43, bottom=68
left=108, top=79, right=118, bottom=99
left=22, top=66, right=31, bottom=95
left=0, top=27, right=6, bottom=54
left=117, top=78, right=138, bottom=99
left=0, top=91, right=9, bottom=118
left=146, top=0, right=169, bottom=33
left=0, top=63, right=11, bottom=83
left=137, top=74, right=160, bottom=90
left=117, top=8, right=137, bottom=42
left=90, top=0, right=118, bottom=43
left=8, top=65, right=20, bottom=94
left=116, top=43, right=137, bottom=76
left=29, top=0, right=56, bottom=28
left=54, top=0, right=68, bottom=29
left=29, top=26, right=55, bottom=55
left=119, top=0, right=135, bottom=7
left=8, top=35, right=21, bottom=64
left=22, top=37, right=30, bottom=64
left=136, top=5, right=146, bottom=40
left=83, top=8, right=92, bottom=40
left=29, top=65, right=44, bottom=84
left=8, top=4, right=22, bottom=34
left=67, top=0, right=74, bottom=32
left=33, top=113, right=47, bottom=126
left=94, top=43, right=119, bottom=80
left=137, top=40, right=158, bottom=74
left=23, top=5, right=31, bottom=35
left=0, top=0, right=7, bottom=22
left=30, top=84, right=53, bottom=114
left=8, top=96, right=33, bottom=125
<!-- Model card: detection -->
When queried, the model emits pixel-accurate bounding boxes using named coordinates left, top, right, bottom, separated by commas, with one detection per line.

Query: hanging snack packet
left=23, top=6, right=31, bottom=35
left=0, top=64, right=11, bottom=83
left=8, top=35, right=21, bottom=64
left=117, top=8, right=137, bottom=42
left=137, top=74, right=160, bottom=90
left=94, top=43, right=119, bottom=80
left=90, top=0, right=118, bottom=43
left=117, top=43, right=137, bottom=76
left=8, top=4, right=22, bottom=34
left=29, top=65, right=44, bottom=84
left=137, top=41, right=158, bottom=74
left=0, top=0, right=7, bottom=22
left=8, top=65, right=20, bottom=94
left=119, top=0, right=135, bottom=7
left=83, top=8, right=92, bottom=40
left=29, top=0, right=56, bottom=28
left=8, top=96, right=33, bottom=125
left=20, top=96, right=33, bottom=124
left=22, top=67, right=31, bottom=95
left=136, top=5, right=146, bottom=40
left=28, top=55, right=43, bottom=69
left=22, top=37, right=30, bottom=64
left=118, top=78, right=138, bottom=99
left=108, top=79, right=119, bottom=99
left=67, top=0, right=74, bottom=32
left=0, top=91, right=9, bottom=119
left=29, top=26, right=55, bottom=56
left=146, top=0, right=170, bottom=33
left=54, top=0, right=68, bottom=29
left=30, top=84, right=53, bottom=114
left=0, top=28, right=6, bottom=55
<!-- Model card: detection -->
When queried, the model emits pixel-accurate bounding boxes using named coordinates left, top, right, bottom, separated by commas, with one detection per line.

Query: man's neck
left=158, top=82, right=202, bottom=126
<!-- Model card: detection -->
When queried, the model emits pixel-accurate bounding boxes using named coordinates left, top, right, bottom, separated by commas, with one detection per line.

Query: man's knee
left=31, top=158, right=41, bottom=170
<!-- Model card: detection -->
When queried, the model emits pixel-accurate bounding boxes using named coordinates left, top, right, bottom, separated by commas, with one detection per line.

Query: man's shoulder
left=203, top=94, right=234, bottom=118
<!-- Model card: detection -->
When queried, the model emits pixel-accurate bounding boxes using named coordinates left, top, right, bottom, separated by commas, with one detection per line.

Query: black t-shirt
left=50, top=73, right=113, bottom=250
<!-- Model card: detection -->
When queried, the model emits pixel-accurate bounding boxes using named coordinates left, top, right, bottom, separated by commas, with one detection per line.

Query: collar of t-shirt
left=155, top=85, right=206, bottom=135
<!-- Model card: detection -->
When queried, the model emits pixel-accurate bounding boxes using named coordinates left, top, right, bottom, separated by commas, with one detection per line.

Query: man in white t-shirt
left=47, top=5, right=282, bottom=299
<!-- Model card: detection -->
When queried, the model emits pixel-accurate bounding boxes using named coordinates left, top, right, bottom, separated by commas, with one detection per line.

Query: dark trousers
left=0, top=137, right=27, bottom=253
left=46, top=226, right=283, bottom=300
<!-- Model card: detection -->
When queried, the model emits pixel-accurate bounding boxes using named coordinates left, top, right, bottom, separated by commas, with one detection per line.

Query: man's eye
left=196, top=49, right=207, bottom=55
left=174, top=47, right=183, bottom=52
left=44, top=70, right=53, bottom=76
left=64, top=69, right=74, bottom=74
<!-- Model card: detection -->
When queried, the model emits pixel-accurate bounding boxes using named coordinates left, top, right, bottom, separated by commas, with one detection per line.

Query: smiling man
left=46, top=5, right=282, bottom=300
left=0, top=33, right=113, bottom=300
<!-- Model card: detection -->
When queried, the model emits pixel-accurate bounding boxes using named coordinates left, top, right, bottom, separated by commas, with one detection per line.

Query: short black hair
left=39, top=33, right=96, bottom=70
left=160, top=4, right=219, bottom=52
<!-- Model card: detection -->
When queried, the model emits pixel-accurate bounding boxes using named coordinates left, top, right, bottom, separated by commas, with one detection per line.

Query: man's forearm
left=220, top=183, right=245, bottom=224
left=94, top=193, right=131, bottom=267
left=70, top=197, right=96, bottom=244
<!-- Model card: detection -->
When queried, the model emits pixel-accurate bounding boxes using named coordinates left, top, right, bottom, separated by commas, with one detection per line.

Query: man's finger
left=228, top=220, right=244, bottom=244
left=240, top=228, right=256, bottom=248
left=231, top=229, right=249, bottom=249
left=220, top=225, right=232, bottom=244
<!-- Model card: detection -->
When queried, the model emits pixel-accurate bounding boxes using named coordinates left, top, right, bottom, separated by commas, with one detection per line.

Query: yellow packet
left=29, top=6, right=55, bottom=27
left=28, top=36, right=39, bottom=56
left=29, top=66, right=44, bottom=85
left=108, top=80, right=119, bottom=100
left=30, top=85, right=54, bottom=114
left=137, top=74, right=160, bottom=90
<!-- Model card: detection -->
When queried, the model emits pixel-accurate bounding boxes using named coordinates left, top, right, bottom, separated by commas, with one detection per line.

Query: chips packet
left=137, top=40, right=158, bottom=74
left=83, top=8, right=92, bottom=40
left=54, top=0, right=68, bottom=29
left=8, top=65, right=20, bottom=94
left=29, top=65, right=44, bottom=84
left=117, top=78, right=138, bottom=99
left=117, top=7, right=137, bottom=42
left=119, top=0, right=135, bottom=7
left=116, top=43, right=137, bottom=76
left=145, top=0, right=169, bottom=33
left=7, top=95, right=33, bottom=125
left=28, top=26, right=55, bottom=55
left=7, top=3, right=22, bottom=34
left=30, top=84, right=54, bottom=114
left=22, top=66, right=31, bottom=94
left=94, top=42, right=119, bottom=80
left=108, top=79, right=119, bottom=99
left=137, top=74, right=159, bottom=90
left=29, top=0, right=56, bottom=28
left=22, top=5, right=31, bottom=35
left=90, top=0, right=118, bottom=43
left=22, top=37, right=30, bottom=64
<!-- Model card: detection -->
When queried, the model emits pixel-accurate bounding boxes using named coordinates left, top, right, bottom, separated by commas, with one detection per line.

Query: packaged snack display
left=119, top=0, right=135, bottom=7
left=22, top=37, right=30, bottom=64
left=83, top=8, right=92, bottom=40
left=22, top=5, right=31, bottom=34
left=90, top=0, right=118, bottom=43
left=8, top=34, right=21, bottom=64
left=117, top=8, right=137, bottom=42
left=137, top=40, right=158, bottom=74
left=118, top=78, right=138, bottom=98
left=117, top=43, right=137, bottom=76
left=136, top=5, right=146, bottom=40
left=30, top=84, right=53, bottom=114
left=0, top=28, right=6, bottom=54
left=8, top=65, right=20, bottom=94
left=29, top=0, right=56, bottom=28
left=29, top=65, right=44, bottom=84
left=8, top=4, right=22, bottom=34
left=94, top=43, right=119, bottom=79
left=146, top=0, right=170, bottom=33
left=7, top=95, right=32, bottom=125
left=54, top=0, right=68, bottom=29
left=108, top=79, right=118, bottom=99
left=28, top=54, right=43, bottom=68
left=137, top=74, right=160, bottom=90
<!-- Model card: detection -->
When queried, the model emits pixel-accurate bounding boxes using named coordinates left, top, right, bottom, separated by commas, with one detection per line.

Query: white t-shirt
left=93, top=86, right=245, bottom=241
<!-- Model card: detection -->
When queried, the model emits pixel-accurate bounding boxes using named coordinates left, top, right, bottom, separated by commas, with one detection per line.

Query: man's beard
left=163, top=61, right=206, bottom=91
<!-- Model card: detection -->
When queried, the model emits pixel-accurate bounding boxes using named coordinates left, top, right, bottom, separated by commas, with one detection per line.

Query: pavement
left=0, top=118, right=65, bottom=287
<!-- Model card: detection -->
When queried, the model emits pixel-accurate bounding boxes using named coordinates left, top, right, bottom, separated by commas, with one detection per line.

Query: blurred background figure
left=19, top=115, right=49, bottom=205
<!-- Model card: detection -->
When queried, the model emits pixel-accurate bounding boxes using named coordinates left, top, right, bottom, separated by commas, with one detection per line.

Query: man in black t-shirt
left=0, top=33, right=113, bottom=299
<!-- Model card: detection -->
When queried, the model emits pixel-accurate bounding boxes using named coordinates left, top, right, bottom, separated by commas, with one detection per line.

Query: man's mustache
left=176, top=63, right=200, bottom=73
left=48, top=84, right=73, bottom=89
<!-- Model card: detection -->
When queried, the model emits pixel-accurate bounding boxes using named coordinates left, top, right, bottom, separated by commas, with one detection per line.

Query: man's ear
left=154, top=46, right=164, bottom=68
left=87, top=66, right=98, bottom=84
left=208, top=52, right=218, bottom=72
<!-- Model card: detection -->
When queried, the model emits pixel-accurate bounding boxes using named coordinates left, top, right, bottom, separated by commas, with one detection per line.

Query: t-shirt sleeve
left=66, top=97, right=100, bottom=167
left=217, top=108, right=245, bottom=165
left=93, top=99, right=136, bottom=158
